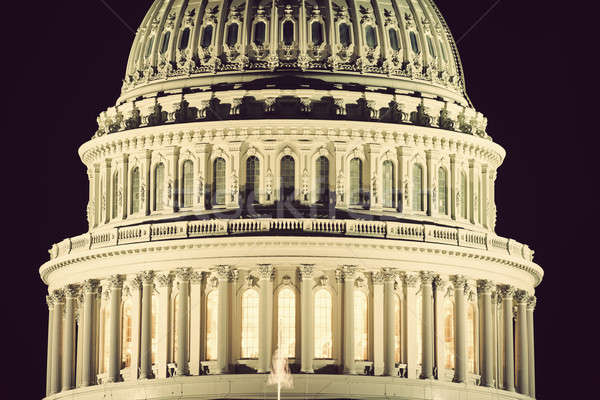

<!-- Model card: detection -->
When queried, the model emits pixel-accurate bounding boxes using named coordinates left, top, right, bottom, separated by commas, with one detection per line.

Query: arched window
left=179, top=27, right=190, bottom=50
left=388, top=28, right=400, bottom=51
left=412, top=164, right=424, bottom=212
left=316, top=156, right=329, bottom=204
left=311, top=21, right=323, bottom=45
left=283, top=20, right=294, bottom=45
left=460, top=172, right=467, bottom=219
left=314, top=289, right=332, bottom=358
left=278, top=288, right=296, bottom=358
left=438, top=167, right=448, bottom=215
left=160, top=31, right=171, bottom=54
left=151, top=295, right=158, bottom=364
left=365, top=25, right=377, bottom=49
left=130, top=167, right=140, bottom=214
left=245, top=156, right=260, bottom=204
left=383, top=160, right=395, bottom=208
left=112, top=171, right=119, bottom=219
left=181, top=160, right=193, bottom=208
left=280, top=155, right=295, bottom=202
left=350, top=158, right=362, bottom=206
left=226, top=23, right=239, bottom=47
left=201, top=25, right=213, bottom=48
left=206, top=290, right=218, bottom=360
left=213, top=158, right=226, bottom=206
left=427, top=36, right=435, bottom=57
left=443, top=299, right=455, bottom=369
left=467, top=303, right=476, bottom=373
left=394, top=294, right=401, bottom=363
left=339, top=23, right=351, bottom=46
left=145, top=36, right=154, bottom=59
left=241, top=290, right=259, bottom=358
left=153, top=163, right=165, bottom=211
left=254, top=21, right=266, bottom=45
left=354, top=290, right=368, bottom=361
left=121, top=300, right=133, bottom=368
left=409, top=31, right=419, bottom=53
left=415, top=293, right=422, bottom=365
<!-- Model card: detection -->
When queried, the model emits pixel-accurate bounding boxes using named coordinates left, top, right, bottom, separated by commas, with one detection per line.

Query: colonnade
left=45, top=267, right=537, bottom=398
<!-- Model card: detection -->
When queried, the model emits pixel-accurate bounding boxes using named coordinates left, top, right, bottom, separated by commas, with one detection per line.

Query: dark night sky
left=6, top=1, right=584, bottom=398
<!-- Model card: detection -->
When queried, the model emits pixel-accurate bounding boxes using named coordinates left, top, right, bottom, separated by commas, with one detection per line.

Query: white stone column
left=342, top=265, right=358, bottom=374
left=498, top=285, right=515, bottom=391
left=46, top=296, right=54, bottom=396
left=403, top=273, right=419, bottom=379
left=527, top=296, right=536, bottom=397
left=50, top=290, right=64, bottom=394
left=258, top=264, right=274, bottom=373
left=156, top=272, right=173, bottom=379
left=299, top=264, right=314, bottom=373
left=175, top=268, right=191, bottom=376
left=477, top=280, right=495, bottom=387
left=75, top=297, right=83, bottom=388
left=62, top=286, right=77, bottom=391
left=107, top=275, right=124, bottom=382
left=372, top=271, right=385, bottom=376
left=190, top=272, right=203, bottom=375
left=139, top=271, right=154, bottom=379
left=433, top=276, right=447, bottom=381
left=420, top=272, right=434, bottom=379
left=215, top=265, right=233, bottom=374
left=81, top=280, right=98, bottom=387
left=515, top=290, right=529, bottom=395
left=451, top=275, right=467, bottom=383
left=382, top=269, right=396, bottom=376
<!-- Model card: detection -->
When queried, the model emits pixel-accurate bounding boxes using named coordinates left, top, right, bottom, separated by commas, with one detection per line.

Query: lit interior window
left=201, top=25, right=213, bottom=48
left=226, top=23, right=239, bottom=47
left=443, top=299, right=455, bottom=369
left=121, top=300, right=133, bottom=368
left=354, top=290, right=368, bottom=360
left=241, top=289, right=259, bottom=358
left=467, top=303, right=476, bottom=373
left=278, top=288, right=296, bottom=358
left=182, top=160, right=194, bottom=208
left=151, top=295, right=158, bottom=364
left=314, top=289, right=332, bottom=358
left=245, top=156, right=260, bottom=204
left=316, top=156, right=329, bottom=204
left=154, top=163, right=165, bottom=211
left=206, top=290, right=218, bottom=360
left=254, top=21, right=266, bottom=45
left=394, top=294, right=401, bottom=363
left=412, top=164, right=424, bottom=211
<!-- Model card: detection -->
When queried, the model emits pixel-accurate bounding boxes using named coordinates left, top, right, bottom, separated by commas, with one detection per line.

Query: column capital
left=46, top=295, right=54, bottom=309
left=450, top=274, right=467, bottom=288
left=298, top=264, right=315, bottom=280
left=141, top=271, right=155, bottom=284
left=477, top=279, right=495, bottom=294
left=52, top=289, right=65, bottom=304
left=372, top=270, right=385, bottom=285
left=127, top=275, right=143, bottom=291
left=175, top=267, right=193, bottom=282
left=402, top=272, right=419, bottom=287
left=257, top=264, right=274, bottom=280
left=213, top=265, right=234, bottom=281
left=156, top=272, right=173, bottom=287
left=527, top=295, right=537, bottom=310
left=340, top=265, right=359, bottom=280
left=191, top=271, right=204, bottom=284
left=514, top=289, right=529, bottom=304
left=419, top=271, right=435, bottom=285
left=64, top=284, right=80, bottom=299
left=109, top=274, right=125, bottom=290
left=82, top=279, right=100, bottom=293
left=433, top=275, right=447, bottom=291
left=497, top=284, right=516, bottom=300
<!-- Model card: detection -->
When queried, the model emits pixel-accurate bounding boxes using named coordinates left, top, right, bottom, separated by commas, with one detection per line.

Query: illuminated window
left=467, top=303, right=476, bottom=373
left=311, top=21, right=323, bottom=45
left=443, top=299, right=455, bottom=369
left=160, top=31, right=171, bottom=54
left=316, top=156, right=329, bottom=204
left=283, top=20, right=294, bottom=45
left=278, top=288, right=296, bottom=358
left=181, top=160, right=193, bottom=208
left=102, top=307, right=110, bottom=373
left=438, top=167, right=448, bottom=215
left=394, top=295, right=401, bottom=363
left=121, top=300, right=133, bottom=368
left=365, top=26, right=377, bottom=48
left=241, top=290, right=259, bottom=358
left=151, top=295, right=158, bottom=364
left=461, top=172, right=467, bottom=219
left=153, top=163, right=165, bottom=211
left=314, top=289, right=332, bottom=358
left=179, top=28, right=190, bottom=50
left=206, top=290, right=218, bottom=360
left=226, top=23, right=239, bottom=47
left=383, top=160, right=395, bottom=208
left=412, top=164, right=424, bottom=211
left=246, top=156, right=260, bottom=204
left=388, top=28, right=400, bottom=51
left=130, top=167, right=140, bottom=214
left=280, top=155, right=295, bottom=202
left=254, top=22, right=266, bottom=45
left=213, top=157, right=226, bottom=206
left=201, top=25, right=213, bottom=48
left=112, top=171, right=119, bottom=219
left=409, top=31, right=419, bottom=53
left=354, top=290, right=368, bottom=360
left=350, top=158, right=362, bottom=205
left=416, top=294, right=422, bottom=365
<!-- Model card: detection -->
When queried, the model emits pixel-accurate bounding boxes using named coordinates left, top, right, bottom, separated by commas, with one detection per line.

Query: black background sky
left=4, top=1, right=586, bottom=398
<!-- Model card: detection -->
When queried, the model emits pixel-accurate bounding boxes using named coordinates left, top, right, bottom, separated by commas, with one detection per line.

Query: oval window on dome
left=283, top=20, right=294, bottom=46
left=311, top=21, right=323, bottom=46
left=226, top=23, right=239, bottom=47
left=388, top=28, right=400, bottom=51
left=254, top=21, right=266, bottom=45
left=365, top=26, right=377, bottom=49
left=439, top=39, right=447, bottom=62
left=427, top=36, right=436, bottom=57
left=160, top=31, right=171, bottom=54
left=201, top=25, right=213, bottom=48
left=145, top=36, right=154, bottom=59
left=179, top=27, right=190, bottom=50
left=339, top=23, right=351, bottom=47
left=410, top=31, right=419, bottom=53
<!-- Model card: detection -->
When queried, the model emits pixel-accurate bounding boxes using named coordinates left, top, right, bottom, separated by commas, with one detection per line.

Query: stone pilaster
left=426, top=150, right=440, bottom=216
left=50, top=290, right=65, bottom=394
left=477, top=280, right=495, bottom=387
left=372, top=270, right=385, bottom=375
left=107, top=276, right=124, bottom=382
left=420, top=272, right=434, bottom=379
left=398, top=147, right=415, bottom=213
left=61, top=286, right=78, bottom=391
left=299, top=264, right=315, bottom=373
left=127, top=276, right=142, bottom=380
left=341, top=265, right=358, bottom=374
left=166, top=146, right=180, bottom=212
left=451, top=275, right=467, bottom=383
left=81, top=280, right=99, bottom=387
left=515, top=290, right=529, bottom=395
left=257, top=264, right=274, bottom=373
left=175, top=268, right=192, bottom=376
left=498, top=285, right=515, bottom=391
left=433, top=275, right=447, bottom=381
left=139, top=271, right=154, bottom=379
left=527, top=296, right=536, bottom=397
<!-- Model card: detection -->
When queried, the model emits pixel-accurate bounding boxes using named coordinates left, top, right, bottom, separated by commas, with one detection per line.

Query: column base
left=300, top=369, right=314, bottom=374
left=104, top=376, right=123, bottom=383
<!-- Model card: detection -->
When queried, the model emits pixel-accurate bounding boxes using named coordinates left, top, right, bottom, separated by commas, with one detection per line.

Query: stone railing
left=49, top=219, right=534, bottom=263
